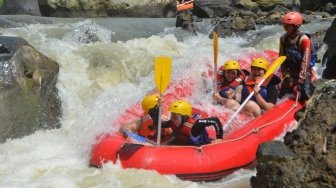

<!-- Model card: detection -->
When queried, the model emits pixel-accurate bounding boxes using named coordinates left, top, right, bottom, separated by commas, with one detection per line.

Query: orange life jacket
left=138, top=115, right=171, bottom=140
left=241, top=75, right=274, bottom=101
left=217, top=67, right=246, bottom=91
left=138, top=115, right=155, bottom=138
left=244, top=75, right=273, bottom=93
left=172, top=117, right=197, bottom=145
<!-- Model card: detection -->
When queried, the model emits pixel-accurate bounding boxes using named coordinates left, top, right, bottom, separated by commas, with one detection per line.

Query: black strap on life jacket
left=284, top=32, right=305, bottom=51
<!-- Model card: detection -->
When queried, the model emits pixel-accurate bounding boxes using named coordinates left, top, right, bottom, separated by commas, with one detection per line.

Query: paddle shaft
left=214, top=63, right=218, bottom=94
left=122, top=129, right=157, bottom=145
left=213, top=32, right=218, bottom=95
left=157, top=94, right=163, bottom=145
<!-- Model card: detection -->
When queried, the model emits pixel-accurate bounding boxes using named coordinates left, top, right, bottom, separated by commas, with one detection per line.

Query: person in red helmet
left=279, top=11, right=314, bottom=101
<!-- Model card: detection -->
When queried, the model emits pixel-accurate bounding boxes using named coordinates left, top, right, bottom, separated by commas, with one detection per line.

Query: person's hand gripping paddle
left=224, top=56, right=286, bottom=129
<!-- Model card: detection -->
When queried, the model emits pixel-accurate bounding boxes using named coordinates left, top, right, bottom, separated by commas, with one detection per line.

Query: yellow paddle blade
left=264, top=56, right=286, bottom=79
left=154, top=56, right=172, bottom=94
left=213, top=32, right=218, bottom=65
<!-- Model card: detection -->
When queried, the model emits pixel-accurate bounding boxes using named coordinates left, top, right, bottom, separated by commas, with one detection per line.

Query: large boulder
left=213, top=15, right=256, bottom=37
left=37, top=0, right=176, bottom=17
left=0, top=36, right=61, bottom=143
left=0, top=0, right=41, bottom=16
left=254, top=0, right=299, bottom=11
left=193, top=0, right=301, bottom=18
left=232, top=0, right=258, bottom=10
left=300, top=0, right=325, bottom=11
left=322, top=18, right=336, bottom=79
left=323, top=18, right=336, bottom=56
left=194, top=0, right=234, bottom=18
left=251, top=80, right=336, bottom=187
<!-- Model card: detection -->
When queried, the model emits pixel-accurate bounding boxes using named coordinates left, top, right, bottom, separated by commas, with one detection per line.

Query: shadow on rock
left=251, top=80, right=336, bottom=187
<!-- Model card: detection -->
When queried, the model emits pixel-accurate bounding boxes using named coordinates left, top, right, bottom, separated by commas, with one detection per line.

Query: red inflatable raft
left=90, top=50, right=304, bottom=181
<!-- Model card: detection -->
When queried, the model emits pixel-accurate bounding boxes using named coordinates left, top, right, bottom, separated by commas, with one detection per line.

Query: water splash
left=0, top=16, right=332, bottom=187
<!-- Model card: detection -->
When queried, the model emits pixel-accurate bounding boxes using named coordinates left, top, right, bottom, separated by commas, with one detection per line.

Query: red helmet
left=282, top=11, right=303, bottom=26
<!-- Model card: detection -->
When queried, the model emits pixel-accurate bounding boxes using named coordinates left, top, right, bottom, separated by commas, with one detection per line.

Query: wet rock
left=0, top=36, right=61, bottom=143
left=213, top=16, right=255, bottom=37
left=0, top=0, right=41, bottom=16
left=62, top=23, right=113, bottom=43
left=301, top=0, right=327, bottom=11
left=256, top=141, right=296, bottom=161
left=0, top=17, right=23, bottom=28
left=194, top=0, right=234, bottom=18
left=176, top=10, right=197, bottom=34
left=239, top=9, right=258, bottom=19
left=251, top=80, right=336, bottom=187
left=255, top=0, right=297, bottom=12
left=232, top=0, right=258, bottom=10
left=322, top=51, right=336, bottom=79
left=322, top=18, right=336, bottom=79
left=325, top=3, right=336, bottom=15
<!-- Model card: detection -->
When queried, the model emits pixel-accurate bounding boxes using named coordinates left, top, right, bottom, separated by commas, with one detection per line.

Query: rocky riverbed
left=251, top=79, right=336, bottom=187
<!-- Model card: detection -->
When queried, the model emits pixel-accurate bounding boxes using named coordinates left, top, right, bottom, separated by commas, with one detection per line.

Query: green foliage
left=0, top=0, right=3, bottom=8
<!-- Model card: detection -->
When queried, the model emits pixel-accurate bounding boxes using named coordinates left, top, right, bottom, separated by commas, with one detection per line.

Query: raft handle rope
left=219, top=101, right=299, bottom=144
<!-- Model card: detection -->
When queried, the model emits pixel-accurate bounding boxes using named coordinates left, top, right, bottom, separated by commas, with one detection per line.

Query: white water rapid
left=0, top=15, right=332, bottom=188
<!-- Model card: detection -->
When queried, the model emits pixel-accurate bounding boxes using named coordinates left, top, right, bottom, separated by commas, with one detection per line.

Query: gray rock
left=0, top=0, right=41, bottom=16
left=213, top=16, right=255, bottom=37
left=323, top=18, right=336, bottom=56
left=301, top=0, right=326, bottom=11
left=0, top=36, right=61, bottom=143
left=194, top=0, right=234, bottom=18
left=37, top=0, right=175, bottom=18
left=251, top=80, right=336, bottom=187
left=62, top=24, right=113, bottom=43
left=256, top=141, right=296, bottom=162
left=176, top=10, right=197, bottom=34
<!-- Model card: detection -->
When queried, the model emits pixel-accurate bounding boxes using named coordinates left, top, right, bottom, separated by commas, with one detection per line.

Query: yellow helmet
left=251, top=58, right=268, bottom=71
left=168, top=100, right=192, bottom=117
left=223, top=60, right=240, bottom=70
left=141, top=94, right=159, bottom=113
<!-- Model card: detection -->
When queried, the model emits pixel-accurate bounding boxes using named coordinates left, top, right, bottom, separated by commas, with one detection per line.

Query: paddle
left=121, top=129, right=158, bottom=145
left=154, top=56, right=172, bottom=145
left=213, top=32, right=218, bottom=95
left=224, top=56, right=286, bottom=129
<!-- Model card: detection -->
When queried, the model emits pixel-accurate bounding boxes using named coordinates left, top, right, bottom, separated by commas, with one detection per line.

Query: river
left=0, top=15, right=332, bottom=188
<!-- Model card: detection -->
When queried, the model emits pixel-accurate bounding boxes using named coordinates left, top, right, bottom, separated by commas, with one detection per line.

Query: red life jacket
left=244, top=75, right=273, bottom=92
left=171, top=117, right=197, bottom=145
left=138, top=115, right=155, bottom=138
